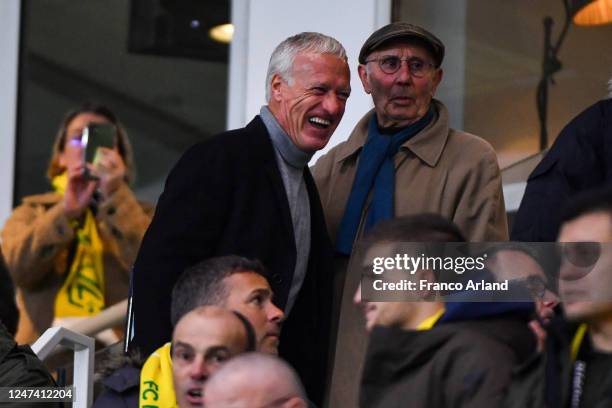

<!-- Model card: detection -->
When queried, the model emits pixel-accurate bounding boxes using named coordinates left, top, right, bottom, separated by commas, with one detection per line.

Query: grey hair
left=265, top=32, right=347, bottom=101
left=608, top=75, right=612, bottom=98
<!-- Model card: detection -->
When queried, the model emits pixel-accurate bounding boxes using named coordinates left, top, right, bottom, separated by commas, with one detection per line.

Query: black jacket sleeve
left=129, top=141, right=231, bottom=356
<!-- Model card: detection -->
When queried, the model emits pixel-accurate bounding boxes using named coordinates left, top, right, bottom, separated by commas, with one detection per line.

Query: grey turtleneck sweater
left=260, top=106, right=312, bottom=316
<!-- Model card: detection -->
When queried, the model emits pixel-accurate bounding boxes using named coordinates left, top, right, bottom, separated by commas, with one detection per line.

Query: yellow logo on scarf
left=52, top=173, right=105, bottom=317
left=140, top=343, right=177, bottom=408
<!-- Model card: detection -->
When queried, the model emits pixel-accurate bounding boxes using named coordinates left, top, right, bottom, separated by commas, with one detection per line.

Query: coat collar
left=21, top=191, right=62, bottom=206
left=335, top=99, right=450, bottom=168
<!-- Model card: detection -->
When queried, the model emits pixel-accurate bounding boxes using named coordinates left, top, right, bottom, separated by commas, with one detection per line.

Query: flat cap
left=358, top=22, right=445, bottom=67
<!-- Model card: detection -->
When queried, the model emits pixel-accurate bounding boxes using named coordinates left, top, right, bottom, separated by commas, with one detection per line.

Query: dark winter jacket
left=0, top=254, right=18, bottom=335
left=361, top=316, right=535, bottom=408
left=92, top=348, right=143, bottom=408
left=0, top=322, right=62, bottom=408
left=504, top=319, right=612, bottom=408
left=512, top=99, right=612, bottom=242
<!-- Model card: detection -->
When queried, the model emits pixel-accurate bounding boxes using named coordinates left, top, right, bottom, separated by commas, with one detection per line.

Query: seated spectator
left=354, top=214, right=535, bottom=408
left=164, top=306, right=254, bottom=408
left=1, top=102, right=152, bottom=345
left=0, top=252, right=19, bottom=336
left=170, top=255, right=284, bottom=354
left=0, top=321, right=62, bottom=408
left=204, top=353, right=308, bottom=408
left=486, top=243, right=560, bottom=351
left=94, top=255, right=276, bottom=406
left=505, top=188, right=612, bottom=407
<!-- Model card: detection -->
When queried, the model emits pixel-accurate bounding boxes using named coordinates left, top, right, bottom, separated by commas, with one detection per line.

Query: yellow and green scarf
left=140, top=343, right=177, bottom=408
left=52, top=172, right=105, bottom=318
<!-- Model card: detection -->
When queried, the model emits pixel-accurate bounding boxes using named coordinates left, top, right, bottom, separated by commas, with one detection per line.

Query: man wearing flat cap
left=313, top=22, right=508, bottom=253
left=312, top=23, right=508, bottom=406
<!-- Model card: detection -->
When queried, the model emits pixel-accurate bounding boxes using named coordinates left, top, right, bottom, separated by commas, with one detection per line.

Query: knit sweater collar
left=260, top=106, right=313, bottom=168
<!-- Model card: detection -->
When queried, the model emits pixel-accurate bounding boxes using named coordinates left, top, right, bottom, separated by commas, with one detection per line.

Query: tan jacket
left=312, top=100, right=508, bottom=243
left=1, top=184, right=153, bottom=344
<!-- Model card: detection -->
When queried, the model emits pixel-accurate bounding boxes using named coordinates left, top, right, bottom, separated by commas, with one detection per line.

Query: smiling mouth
left=308, top=116, right=332, bottom=129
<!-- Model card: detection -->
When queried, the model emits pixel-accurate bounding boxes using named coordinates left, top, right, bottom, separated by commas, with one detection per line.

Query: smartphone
left=82, top=123, right=116, bottom=165
left=81, top=123, right=116, bottom=180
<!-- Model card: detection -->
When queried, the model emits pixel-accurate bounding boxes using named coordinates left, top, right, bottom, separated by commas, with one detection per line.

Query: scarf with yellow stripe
left=416, top=307, right=445, bottom=331
left=140, top=342, right=177, bottom=408
left=52, top=172, right=105, bottom=318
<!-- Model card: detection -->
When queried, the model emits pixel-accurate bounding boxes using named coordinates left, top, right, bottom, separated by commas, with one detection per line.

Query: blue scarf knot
left=335, top=107, right=435, bottom=255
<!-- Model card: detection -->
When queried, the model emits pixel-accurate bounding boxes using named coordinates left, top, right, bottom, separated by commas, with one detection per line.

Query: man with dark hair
left=505, top=188, right=612, bottom=407
left=353, top=214, right=534, bottom=408
left=94, top=266, right=260, bottom=408
left=171, top=255, right=284, bottom=354
left=129, top=32, right=349, bottom=404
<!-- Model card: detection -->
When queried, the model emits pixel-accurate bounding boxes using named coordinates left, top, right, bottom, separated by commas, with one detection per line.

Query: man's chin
left=260, top=338, right=280, bottom=355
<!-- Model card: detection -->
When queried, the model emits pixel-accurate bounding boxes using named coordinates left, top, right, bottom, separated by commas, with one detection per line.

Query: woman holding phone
left=1, top=102, right=153, bottom=345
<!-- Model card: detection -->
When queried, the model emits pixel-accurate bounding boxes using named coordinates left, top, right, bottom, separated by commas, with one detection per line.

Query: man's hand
left=94, top=148, right=127, bottom=198
left=63, top=163, right=98, bottom=220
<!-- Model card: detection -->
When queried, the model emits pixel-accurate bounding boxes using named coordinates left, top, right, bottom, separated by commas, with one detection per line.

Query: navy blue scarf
left=335, top=107, right=435, bottom=255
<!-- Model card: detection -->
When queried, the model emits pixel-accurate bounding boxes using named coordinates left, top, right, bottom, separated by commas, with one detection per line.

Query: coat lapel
left=246, top=117, right=296, bottom=248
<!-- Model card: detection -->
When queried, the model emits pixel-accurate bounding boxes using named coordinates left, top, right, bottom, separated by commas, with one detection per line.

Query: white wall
left=0, top=0, right=20, bottom=228
left=228, top=0, right=392, bottom=162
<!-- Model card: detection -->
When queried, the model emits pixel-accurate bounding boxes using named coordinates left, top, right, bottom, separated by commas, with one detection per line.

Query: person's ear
left=430, top=68, right=443, bottom=96
left=283, top=397, right=308, bottom=408
left=358, top=64, right=372, bottom=94
left=270, top=73, right=285, bottom=102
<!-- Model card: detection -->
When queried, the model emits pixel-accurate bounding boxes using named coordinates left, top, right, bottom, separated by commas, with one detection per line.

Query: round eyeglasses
left=365, top=56, right=435, bottom=77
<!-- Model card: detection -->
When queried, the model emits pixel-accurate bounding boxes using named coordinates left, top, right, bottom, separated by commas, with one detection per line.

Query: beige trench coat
left=1, top=183, right=152, bottom=344
left=312, top=100, right=508, bottom=407
left=312, top=99, right=508, bottom=244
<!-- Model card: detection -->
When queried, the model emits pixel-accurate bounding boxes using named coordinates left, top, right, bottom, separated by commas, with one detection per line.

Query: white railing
left=32, top=327, right=95, bottom=408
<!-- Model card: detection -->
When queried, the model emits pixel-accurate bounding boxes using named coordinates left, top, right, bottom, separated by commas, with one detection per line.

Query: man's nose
left=322, top=93, right=344, bottom=116
left=267, top=303, right=285, bottom=323
left=395, top=61, right=414, bottom=83
left=353, top=284, right=362, bottom=305
left=189, top=357, right=210, bottom=380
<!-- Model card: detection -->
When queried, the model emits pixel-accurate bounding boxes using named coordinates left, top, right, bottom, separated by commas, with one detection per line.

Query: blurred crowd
left=1, top=22, right=611, bottom=408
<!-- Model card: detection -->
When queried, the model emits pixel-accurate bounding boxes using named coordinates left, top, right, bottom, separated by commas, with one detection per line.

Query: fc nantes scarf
left=140, top=343, right=178, bottom=408
left=52, top=173, right=105, bottom=317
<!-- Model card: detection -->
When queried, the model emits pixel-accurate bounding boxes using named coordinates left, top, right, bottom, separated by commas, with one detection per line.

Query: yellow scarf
left=52, top=173, right=105, bottom=318
left=570, top=323, right=589, bottom=362
left=140, top=343, right=177, bottom=408
left=416, top=307, right=446, bottom=331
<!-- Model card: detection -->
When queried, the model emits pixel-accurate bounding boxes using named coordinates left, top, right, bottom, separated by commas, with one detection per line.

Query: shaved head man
left=203, top=353, right=307, bottom=408
left=171, top=306, right=252, bottom=408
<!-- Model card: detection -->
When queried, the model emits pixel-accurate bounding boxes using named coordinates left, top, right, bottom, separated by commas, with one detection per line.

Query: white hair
left=265, top=32, right=347, bottom=101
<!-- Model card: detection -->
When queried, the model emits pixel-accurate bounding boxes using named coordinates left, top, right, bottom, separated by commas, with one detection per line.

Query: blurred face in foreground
left=558, top=211, right=612, bottom=324
left=353, top=242, right=434, bottom=331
